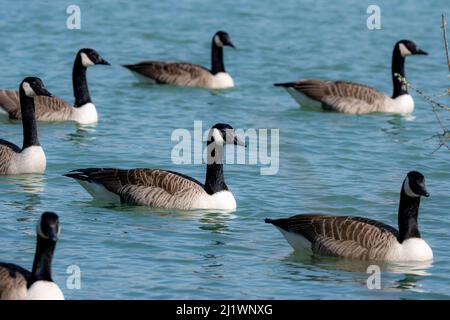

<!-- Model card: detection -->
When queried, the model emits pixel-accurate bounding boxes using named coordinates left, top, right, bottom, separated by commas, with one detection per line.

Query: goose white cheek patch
left=22, top=82, right=36, bottom=97
left=36, top=219, right=46, bottom=238
left=212, top=128, right=225, bottom=145
left=403, top=177, right=420, bottom=197
left=80, top=52, right=95, bottom=67
left=399, top=43, right=412, bottom=57
left=214, top=35, right=224, bottom=47
left=36, top=219, right=60, bottom=240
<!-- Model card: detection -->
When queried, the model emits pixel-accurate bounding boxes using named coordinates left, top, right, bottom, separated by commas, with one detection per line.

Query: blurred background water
left=0, top=0, right=449, bottom=299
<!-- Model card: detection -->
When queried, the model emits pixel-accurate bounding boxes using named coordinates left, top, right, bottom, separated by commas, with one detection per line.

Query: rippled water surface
left=0, top=0, right=449, bottom=299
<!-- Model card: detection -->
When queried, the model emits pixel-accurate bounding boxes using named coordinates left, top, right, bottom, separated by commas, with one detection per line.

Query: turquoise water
left=0, top=0, right=449, bottom=299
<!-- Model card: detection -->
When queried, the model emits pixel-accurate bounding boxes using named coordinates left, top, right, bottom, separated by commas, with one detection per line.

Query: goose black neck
left=73, top=57, right=91, bottom=107
left=19, top=89, right=39, bottom=149
left=30, top=236, right=56, bottom=285
left=204, top=141, right=228, bottom=194
left=392, top=48, right=408, bottom=98
left=211, top=41, right=225, bottom=74
left=397, top=187, right=421, bottom=243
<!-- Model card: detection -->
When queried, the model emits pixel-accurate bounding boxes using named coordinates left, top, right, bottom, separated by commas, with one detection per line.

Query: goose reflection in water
left=65, top=124, right=97, bottom=146
left=280, top=251, right=432, bottom=293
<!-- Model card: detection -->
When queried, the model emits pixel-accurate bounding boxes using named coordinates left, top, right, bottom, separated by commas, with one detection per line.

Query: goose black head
left=213, top=31, right=235, bottom=49
left=209, top=123, right=246, bottom=147
left=403, top=171, right=429, bottom=198
left=395, top=40, right=428, bottom=57
left=36, top=212, right=60, bottom=242
left=77, top=48, right=110, bottom=67
left=21, top=77, right=52, bottom=98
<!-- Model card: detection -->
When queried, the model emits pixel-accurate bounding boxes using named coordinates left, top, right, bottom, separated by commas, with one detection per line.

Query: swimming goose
left=122, top=31, right=235, bottom=89
left=0, top=48, right=109, bottom=124
left=0, top=77, right=52, bottom=175
left=265, top=171, right=433, bottom=262
left=0, top=212, right=64, bottom=300
left=64, top=123, right=245, bottom=210
left=274, top=40, right=427, bottom=115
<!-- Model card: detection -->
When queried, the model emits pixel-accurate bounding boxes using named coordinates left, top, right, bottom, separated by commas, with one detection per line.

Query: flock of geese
left=0, top=30, right=435, bottom=300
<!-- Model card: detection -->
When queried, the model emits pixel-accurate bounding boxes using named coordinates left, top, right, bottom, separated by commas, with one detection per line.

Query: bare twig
left=442, top=14, right=450, bottom=72
left=388, top=15, right=450, bottom=152
left=394, top=73, right=449, bottom=110
left=432, top=90, right=450, bottom=99
left=394, top=73, right=449, bottom=152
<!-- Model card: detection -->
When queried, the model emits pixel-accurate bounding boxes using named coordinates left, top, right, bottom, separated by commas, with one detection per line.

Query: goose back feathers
left=275, top=80, right=389, bottom=114
left=123, top=62, right=217, bottom=87
left=65, top=168, right=208, bottom=209
left=0, top=89, right=75, bottom=121
left=266, top=214, right=400, bottom=260
left=0, top=263, right=30, bottom=299
left=0, top=139, right=21, bottom=173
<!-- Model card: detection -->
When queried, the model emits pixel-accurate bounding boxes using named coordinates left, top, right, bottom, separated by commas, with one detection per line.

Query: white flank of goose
left=0, top=212, right=64, bottom=300
left=122, top=31, right=235, bottom=89
left=266, top=171, right=433, bottom=262
left=65, top=123, right=246, bottom=210
left=0, top=77, right=52, bottom=175
left=274, top=40, right=428, bottom=115
left=0, top=48, right=109, bottom=124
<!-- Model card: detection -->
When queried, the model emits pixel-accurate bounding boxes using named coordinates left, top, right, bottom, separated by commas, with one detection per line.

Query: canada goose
left=64, top=123, right=245, bottom=210
left=274, top=40, right=427, bottom=115
left=0, top=48, right=109, bottom=124
left=265, top=171, right=433, bottom=262
left=0, top=212, right=64, bottom=300
left=122, top=31, right=235, bottom=89
left=0, top=77, right=52, bottom=175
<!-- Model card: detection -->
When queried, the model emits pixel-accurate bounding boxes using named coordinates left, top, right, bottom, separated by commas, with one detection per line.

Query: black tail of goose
left=273, top=82, right=296, bottom=87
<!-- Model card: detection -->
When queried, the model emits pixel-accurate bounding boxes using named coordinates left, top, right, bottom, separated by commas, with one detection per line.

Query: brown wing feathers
left=267, top=214, right=398, bottom=240
left=0, top=141, right=20, bottom=174
left=65, top=168, right=207, bottom=208
left=0, top=89, right=73, bottom=121
left=274, top=80, right=387, bottom=114
left=0, top=90, right=21, bottom=118
left=0, top=263, right=30, bottom=299
left=123, top=61, right=211, bottom=86
left=266, top=214, right=399, bottom=259
left=65, top=168, right=204, bottom=195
